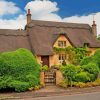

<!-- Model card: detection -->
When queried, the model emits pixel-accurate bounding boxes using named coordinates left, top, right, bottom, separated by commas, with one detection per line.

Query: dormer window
left=84, top=43, right=90, bottom=48
left=58, top=41, right=66, bottom=47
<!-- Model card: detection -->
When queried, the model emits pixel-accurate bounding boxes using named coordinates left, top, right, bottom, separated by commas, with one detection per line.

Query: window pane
left=64, top=41, right=66, bottom=47
left=58, top=41, right=66, bottom=47
left=58, top=41, right=61, bottom=47
left=59, top=54, right=61, bottom=60
left=59, top=54, right=66, bottom=61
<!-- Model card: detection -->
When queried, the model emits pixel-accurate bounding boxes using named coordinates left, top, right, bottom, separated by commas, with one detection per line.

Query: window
left=59, top=54, right=67, bottom=64
left=84, top=43, right=90, bottom=48
left=58, top=41, right=66, bottom=47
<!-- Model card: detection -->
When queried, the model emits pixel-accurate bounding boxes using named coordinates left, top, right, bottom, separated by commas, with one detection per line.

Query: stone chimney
left=26, top=9, right=32, bottom=25
left=92, top=21, right=97, bottom=37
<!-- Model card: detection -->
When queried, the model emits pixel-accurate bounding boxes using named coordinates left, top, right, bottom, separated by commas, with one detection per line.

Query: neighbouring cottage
left=0, top=9, right=100, bottom=67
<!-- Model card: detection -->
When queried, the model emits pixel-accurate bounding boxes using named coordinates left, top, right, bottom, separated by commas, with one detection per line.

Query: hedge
left=0, top=48, right=41, bottom=92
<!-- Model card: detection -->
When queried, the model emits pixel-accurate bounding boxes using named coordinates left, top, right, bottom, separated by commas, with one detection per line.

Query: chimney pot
left=92, top=21, right=97, bottom=37
left=28, top=9, right=30, bottom=14
left=26, top=9, right=31, bottom=25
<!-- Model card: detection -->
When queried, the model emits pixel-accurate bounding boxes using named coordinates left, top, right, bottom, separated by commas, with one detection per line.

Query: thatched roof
left=0, top=20, right=100, bottom=55
left=0, top=29, right=31, bottom=52
left=26, top=20, right=100, bottom=55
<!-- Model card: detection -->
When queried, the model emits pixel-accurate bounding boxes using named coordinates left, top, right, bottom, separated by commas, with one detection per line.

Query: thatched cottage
left=0, top=9, right=100, bottom=67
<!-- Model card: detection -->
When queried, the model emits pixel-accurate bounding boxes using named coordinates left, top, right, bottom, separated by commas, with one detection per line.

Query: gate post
left=56, top=70, right=64, bottom=85
left=40, top=71, right=45, bottom=85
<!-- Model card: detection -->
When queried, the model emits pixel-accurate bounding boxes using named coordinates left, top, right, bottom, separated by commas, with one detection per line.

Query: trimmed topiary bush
left=0, top=48, right=41, bottom=92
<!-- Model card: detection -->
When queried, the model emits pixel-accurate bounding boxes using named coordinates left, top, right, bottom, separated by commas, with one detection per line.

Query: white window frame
left=58, top=41, right=66, bottom=48
left=59, top=54, right=67, bottom=64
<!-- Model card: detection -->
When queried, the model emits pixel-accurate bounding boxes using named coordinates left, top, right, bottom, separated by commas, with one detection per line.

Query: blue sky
left=6, top=0, right=100, bottom=18
left=0, top=0, right=100, bottom=35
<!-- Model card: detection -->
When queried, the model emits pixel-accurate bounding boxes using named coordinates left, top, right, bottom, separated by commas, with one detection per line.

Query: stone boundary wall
left=56, top=70, right=64, bottom=85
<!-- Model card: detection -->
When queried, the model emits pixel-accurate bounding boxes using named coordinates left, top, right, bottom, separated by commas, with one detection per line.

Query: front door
left=41, top=56, right=49, bottom=67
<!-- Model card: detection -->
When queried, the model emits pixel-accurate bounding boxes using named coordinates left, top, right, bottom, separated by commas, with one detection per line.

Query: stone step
left=45, top=72, right=55, bottom=75
left=45, top=80, right=55, bottom=83
left=44, top=75, right=54, bottom=78
left=45, top=78, right=55, bottom=81
left=45, top=74, right=54, bottom=76
left=44, top=71, right=56, bottom=84
left=45, top=77, right=54, bottom=79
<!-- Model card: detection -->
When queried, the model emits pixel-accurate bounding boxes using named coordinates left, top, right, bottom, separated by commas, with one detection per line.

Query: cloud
left=25, top=0, right=62, bottom=21
left=24, top=0, right=100, bottom=35
left=63, top=12, right=100, bottom=35
left=0, top=0, right=25, bottom=29
left=0, top=0, right=100, bottom=36
left=0, top=14, right=26, bottom=29
left=0, top=0, right=20, bottom=16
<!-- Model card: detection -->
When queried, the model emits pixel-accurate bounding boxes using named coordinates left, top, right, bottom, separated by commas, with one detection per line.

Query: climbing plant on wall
left=54, top=46, right=89, bottom=65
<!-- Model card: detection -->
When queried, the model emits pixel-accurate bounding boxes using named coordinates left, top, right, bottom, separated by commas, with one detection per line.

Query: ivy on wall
left=53, top=46, right=91, bottom=65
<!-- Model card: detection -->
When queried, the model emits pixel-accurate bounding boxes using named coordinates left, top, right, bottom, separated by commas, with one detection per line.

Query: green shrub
left=80, top=49, right=100, bottom=68
left=41, top=65, right=49, bottom=71
left=93, top=49, right=100, bottom=68
left=51, top=65, right=60, bottom=70
left=60, top=64, right=77, bottom=80
left=81, top=63, right=99, bottom=76
left=9, top=81, right=29, bottom=92
left=81, top=63, right=99, bottom=81
left=75, top=66, right=83, bottom=73
left=0, top=76, right=13, bottom=89
left=80, top=56, right=94, bottom=66
left=58, top=79, right=68, bottom=88
left=74, top=72, right=90, bottom=83
left=0, top=48, right=41, bottom=92
left=73, top=82, right=86, bottom=88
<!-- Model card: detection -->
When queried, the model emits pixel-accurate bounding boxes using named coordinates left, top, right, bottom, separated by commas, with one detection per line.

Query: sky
left=0, top=0, right=100, bottom=35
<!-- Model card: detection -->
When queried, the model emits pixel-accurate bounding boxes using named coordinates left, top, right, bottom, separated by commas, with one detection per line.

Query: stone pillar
left=40, top=71, right=45, bottom=85
left=92, top=21, right=97, bottom=37
left=26, top=9, right=32, bottom=25
left=56, top=70, right=64, bottom=85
